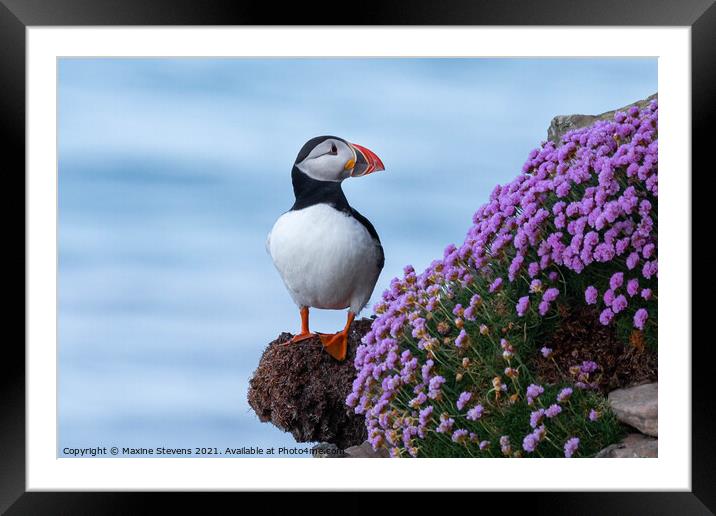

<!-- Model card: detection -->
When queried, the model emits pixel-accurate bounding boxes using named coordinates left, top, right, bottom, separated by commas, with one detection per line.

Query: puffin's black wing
left=350, top=207, right=385, bottom=270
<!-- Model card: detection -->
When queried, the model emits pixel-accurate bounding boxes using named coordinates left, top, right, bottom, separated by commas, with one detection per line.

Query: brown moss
left=534, top=306, right=657, bottom=393
left=247, top=318, right=373, bottom=449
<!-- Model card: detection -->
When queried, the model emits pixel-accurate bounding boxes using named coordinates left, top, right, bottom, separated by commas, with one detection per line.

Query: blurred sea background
left=58, top=58, right=657, bottom=457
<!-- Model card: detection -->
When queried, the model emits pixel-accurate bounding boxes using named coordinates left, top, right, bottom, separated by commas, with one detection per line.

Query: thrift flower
left=557, top=387, right=573, bottom=403
left=418, top=406, right=434, bottom=426
left=599, top=308, right=614, bottom=325
left=543, top=287, right=560, bottom=302
left=526, top=384, right=544, bottom=405
left=609, top=272, right=624, bottom=290
left=455, top=329, right=468, bottom=348
left=516, top=296, right=530, bottom=316
left=499, top=435, right=511, bottom=455
left=456, top=391, right=472, bottom=411
left=612, top=295, right=628, bottom=313
left=489, top=277, right=504, bottom=293
left=545, top=404, right=562, bottom=418
left=436, top=414, right=455, bottom=434
left=522, top=433, right=538, bottom=453
left=451, top=429, right=469, bottom=443
left=466, top=404, right=485, bottom=421
left=530, top=409, right=546, bottom=428
left=585, top=286, right=598, bottom=305
left=564, top=437, right=580, bottom=458
left=634, top=308, right=649, bottom=330
left=580, top=361, right=598, bottom=374
left=428, top=376, right=446, bottom=399
left=538, top=300, right=551, bottom=316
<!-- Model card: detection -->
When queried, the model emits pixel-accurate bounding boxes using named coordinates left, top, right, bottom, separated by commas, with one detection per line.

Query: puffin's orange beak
left=349, top=143, right=385, bottom=177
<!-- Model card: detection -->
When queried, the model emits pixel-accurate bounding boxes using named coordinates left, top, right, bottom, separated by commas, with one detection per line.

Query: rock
left=548, top=93, right=657, bottom=143
left=344, top=441, right=390, bottom=458
left=247, top=318, right=372, bottom=449
left=608, top=382, right=658, bottom=436
left=596, top=433, right=658, bottom=458
left=312, top=442, right=345, bottom=458
left=311, top=440, right=390, bottom=458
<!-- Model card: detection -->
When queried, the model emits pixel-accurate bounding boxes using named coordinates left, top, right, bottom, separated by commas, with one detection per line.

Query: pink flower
left=599, top=308, right=614, bottom=325
left=585, top=286, right=598, bottom=305
left=611, top=295, right=628, bottom=313
left=634, top=308, right=649, bottom=330
left=609, top=272, right=624, bottom=290
left=516, top=296, right=530, bottom=316
left=564, top=437, right=580, bottom=458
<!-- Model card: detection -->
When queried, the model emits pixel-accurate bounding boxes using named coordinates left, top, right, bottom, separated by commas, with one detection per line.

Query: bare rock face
left=548, top=93, right=658, bottom=144
left=344, top=441, right=391, bottom=458
left=247, top=318, right=373, bottom=450
left=312, top=442, right=346, bottom=458
left=312, top=440, right=390, bottom=458
left=608, top=382, right=658, bottom=437
left=596, top=433, right=658, bottom=458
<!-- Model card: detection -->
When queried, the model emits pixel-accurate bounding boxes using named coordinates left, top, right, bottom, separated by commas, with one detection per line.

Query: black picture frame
left=2, top=0, right=709, bottom=512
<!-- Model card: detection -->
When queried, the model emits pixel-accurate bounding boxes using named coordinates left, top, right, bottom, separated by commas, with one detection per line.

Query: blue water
left=57, top=58, right=657, bottom=457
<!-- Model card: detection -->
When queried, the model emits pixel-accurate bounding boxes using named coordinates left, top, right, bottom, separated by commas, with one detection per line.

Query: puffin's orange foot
left=290, top=332, right=317, bottom=344
left=319, top=332, right=348, bottom=361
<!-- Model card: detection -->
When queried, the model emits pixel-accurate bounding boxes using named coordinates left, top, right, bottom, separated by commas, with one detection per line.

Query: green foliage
left=390, top=271, right=623, bottom=458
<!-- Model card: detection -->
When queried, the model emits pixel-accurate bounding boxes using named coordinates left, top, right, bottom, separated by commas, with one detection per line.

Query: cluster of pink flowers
left=347, top=101, right=657, bottom=457
left=480, top=102, right=657, bottom=327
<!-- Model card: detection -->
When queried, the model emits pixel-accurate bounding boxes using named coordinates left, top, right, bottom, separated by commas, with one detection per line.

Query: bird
left=267, top=136, right=385, bottom=361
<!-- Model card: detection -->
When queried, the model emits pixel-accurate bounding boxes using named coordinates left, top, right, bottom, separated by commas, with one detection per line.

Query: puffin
left=266, top=136, right=385, bottom=361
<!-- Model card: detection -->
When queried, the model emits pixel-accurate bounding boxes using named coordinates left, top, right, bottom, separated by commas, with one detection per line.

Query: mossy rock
left=247, top=318, right=372, bottom=449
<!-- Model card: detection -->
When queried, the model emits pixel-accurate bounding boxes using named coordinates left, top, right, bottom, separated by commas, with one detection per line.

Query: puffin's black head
left=293, top=135, right=385, bottom=183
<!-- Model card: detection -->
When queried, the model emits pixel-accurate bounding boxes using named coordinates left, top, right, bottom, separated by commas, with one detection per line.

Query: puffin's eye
left=330, top=143, right=338, bottom=155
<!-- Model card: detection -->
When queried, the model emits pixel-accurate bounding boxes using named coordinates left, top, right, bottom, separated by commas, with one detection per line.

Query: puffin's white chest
left=267, top=204, right=381, bottom=312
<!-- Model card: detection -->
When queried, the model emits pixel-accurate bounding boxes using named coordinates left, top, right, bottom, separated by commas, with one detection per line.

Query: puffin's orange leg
left=290, top=307, right=317, bottom=343
left=320, top=312, right=355, bottom=361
